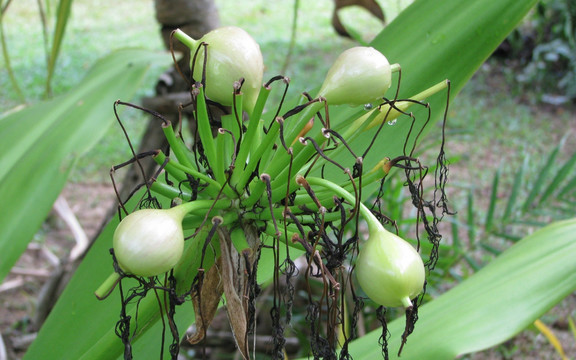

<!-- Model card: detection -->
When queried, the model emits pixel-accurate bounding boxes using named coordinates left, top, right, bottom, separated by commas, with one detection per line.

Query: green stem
left=230, top=84, right=271, bottom=187
left=218, top=93, right=243, bottom=165
left=170, top=198, right=232, bottom=222
left=232, top=90, right=244, bottom=134
left=291, top=159, right=390, bottom=206
left=333, top=106, right=382, bottom=140
left=262, top=221, right=306, bottom=251
left=281, top=101, right=324, bottom=149
left=241, top=101, right=324, bottom=206
left=196, top=86, right=226, bottom=184
left=94, top=272, right=121, bottom=300
left=266, top=108, right=380, bottom=198
left=153, top=150, right=233, bottom=199
left=161, top=122, right=195, bottom=170
left=172, top=28, right=198, bottom=51
left=265, top=139, right=317, bottom=204
left=363, top=79, right=449, bottom=131
left=264, top=104, right=368, bottom=205
left=152, top=152, right=193, bottom=190
left=291, top=80, right=449, bottom=182
left=241, top=203, right=342, bottom=224
left=182, top=206, right=237, bottom=230
left=303, top=176, right=379, bottom=230
left=336, top=79, right=448, bottom=142
left=263, top=104, right=385, bottom=206
left=44, top=0, right=73, bottom=98
left=236, top=118, right=281, bottom=191
left=149, top=181, right=192, bottom=200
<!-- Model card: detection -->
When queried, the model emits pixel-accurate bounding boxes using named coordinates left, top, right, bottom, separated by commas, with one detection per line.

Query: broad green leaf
left=347, top=218, right=576, bottom=359
left=25, top=0, right=539, bottom=358
left=0, top=48, right=170, bottom=282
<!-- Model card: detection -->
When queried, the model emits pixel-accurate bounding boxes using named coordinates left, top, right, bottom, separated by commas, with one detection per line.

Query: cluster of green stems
left=147, top=80, right=448, bottom=236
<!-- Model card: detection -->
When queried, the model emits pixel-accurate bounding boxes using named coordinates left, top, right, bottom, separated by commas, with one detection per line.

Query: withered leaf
left=218, top=226, right=250, bottom=360
left=187, top=257, right=224, bottom=345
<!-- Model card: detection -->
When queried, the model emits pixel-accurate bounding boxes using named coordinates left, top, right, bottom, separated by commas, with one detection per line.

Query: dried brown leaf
left=187, top=257, right=224, bottom=345
left=218, top=227, right=250, bottom=360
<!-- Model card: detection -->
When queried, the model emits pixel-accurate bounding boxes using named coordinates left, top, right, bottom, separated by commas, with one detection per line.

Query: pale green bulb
left=356, top=224, right=425, bottom=308
left=318, top=46, right=391, bottom=106
left=191, top=26, right=264, bottom=113
left=113, top=208, right=185, bottom=277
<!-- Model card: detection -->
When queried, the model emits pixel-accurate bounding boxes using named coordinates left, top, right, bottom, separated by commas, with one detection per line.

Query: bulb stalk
left=94, top=272, right=121, bottom=300
left=173, top=29, right=199, bottom=50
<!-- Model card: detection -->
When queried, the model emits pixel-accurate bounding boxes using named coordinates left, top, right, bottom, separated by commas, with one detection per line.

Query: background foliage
left=501, top=0, right=576, bottom=102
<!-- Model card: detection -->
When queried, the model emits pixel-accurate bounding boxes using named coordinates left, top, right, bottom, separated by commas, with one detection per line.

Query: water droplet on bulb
left=387, top=119, right=397, bottom=126
left=364, top=103, right=373, bottom=111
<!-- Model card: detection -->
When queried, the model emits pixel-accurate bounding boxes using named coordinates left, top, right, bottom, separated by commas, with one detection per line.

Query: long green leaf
left=45, top=0, right=73, bottom=95
left=503, top=156, right=528, bottom=221
left=0, top=49, right=169, bottom=282
left=559, top=173, right=576, bottom=198
left=24, top=0, right=539, bottom=358
left=485, top=169, right=500, bottom=231
left=522, top=145, right=559, bottom=211
left=347, top=218, right=576, bottom=359
left=467, top=189, right=476, bottom=243
left=540, top=150, right=576, bottom=203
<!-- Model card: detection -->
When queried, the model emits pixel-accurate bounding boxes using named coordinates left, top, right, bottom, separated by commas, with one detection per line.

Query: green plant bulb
left=113, top=207, right=186, bottom=277
left=356, top=221, right=425, bottom=308
left=188, top=26, right=264, bottom=113
left=317, top=46, right=392, bottom=106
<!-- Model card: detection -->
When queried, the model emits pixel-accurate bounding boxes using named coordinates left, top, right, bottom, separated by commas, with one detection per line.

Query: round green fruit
left=113, top=208, right=185, bottom=277
left=356, top=225, right=425, bottom=308
left=191, top=26, right=264, bottom=113
left=318, top=46, right=392, bottom=106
